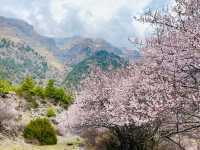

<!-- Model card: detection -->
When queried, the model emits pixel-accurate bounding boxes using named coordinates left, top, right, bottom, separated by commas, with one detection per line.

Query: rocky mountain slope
left=54, top=36, right=123, bottom=64
left=0, top=16, right=63, bottom=72
left=0, top=38, right=48, bottom=82
left=0, top=16, right=139, bottom=85
left=64, top=50, right=128, bottom=87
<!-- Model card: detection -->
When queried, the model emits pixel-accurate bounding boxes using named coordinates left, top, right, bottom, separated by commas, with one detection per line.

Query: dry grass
left=0, top=136, right=83, bottom=150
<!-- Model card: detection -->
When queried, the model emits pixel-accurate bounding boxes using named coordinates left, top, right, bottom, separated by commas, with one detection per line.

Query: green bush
left=34, top=86, right=45, bottom=99
left=45, top=80, right=73, bottom=107
left=15, top=76, right=39, bottom=108
left=14, top=77, right=73, bottom=108
left=23, top=118, right=57, bottom=145
left=53, top=88, right=72, bottom=104
left=16, top=76, right=35, bottom=97
left=46, top=107, right=56, bottom=117
left=45, top=79, right=55, bottom=99
left=0, top=80, right=13, bottom=94
left=20, top=76, right=35, bottom=92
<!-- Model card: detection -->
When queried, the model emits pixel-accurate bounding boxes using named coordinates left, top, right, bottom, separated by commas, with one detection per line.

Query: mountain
left=0, top=16, right=64, bottom=71
left=0, top=16, right=56, bottom=50
left=0, top=16, right=139, bottom=85
left=64, top=50, right=128, bottom=87
left=0, top=38, right=48, bottom=82
left=54, top=36, right=123, bottom=65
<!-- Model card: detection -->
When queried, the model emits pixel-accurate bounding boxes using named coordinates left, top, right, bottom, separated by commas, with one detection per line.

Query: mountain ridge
left=0, top=16, right=139, bottom=85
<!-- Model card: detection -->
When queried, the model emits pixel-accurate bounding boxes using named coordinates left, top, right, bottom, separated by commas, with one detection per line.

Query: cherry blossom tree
left=58, top=64, right=178, bottom=150
left=133, top=0, right=200, bottom=147
left=58, top=0, right=200, bottom=149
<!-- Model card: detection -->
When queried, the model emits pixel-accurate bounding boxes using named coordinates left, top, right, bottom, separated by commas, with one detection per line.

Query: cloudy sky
left=0, top=0, right=169, bottom=47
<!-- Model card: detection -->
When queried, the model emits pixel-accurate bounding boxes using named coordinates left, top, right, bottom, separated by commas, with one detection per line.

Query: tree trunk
left=112, top=126, right=155, bottom=150
left=118, top=136, right=146, bottom=150
left=119, top=136, right=131, bottom=150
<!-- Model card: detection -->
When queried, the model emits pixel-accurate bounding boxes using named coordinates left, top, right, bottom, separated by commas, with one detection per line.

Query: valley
left=1, top=0, right=200, bottom=149
left=0, top=16, right=138, bottom=150
left=0, top=16, right=139, bottom=86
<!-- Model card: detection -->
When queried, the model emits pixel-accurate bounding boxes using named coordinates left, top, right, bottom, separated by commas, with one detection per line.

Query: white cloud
left=50, top=0, right=152, bottom=25
left=0, top=0, right=168, bottom=47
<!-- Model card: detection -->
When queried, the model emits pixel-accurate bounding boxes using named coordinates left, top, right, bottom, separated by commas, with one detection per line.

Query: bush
left=23, top=118, right=57, bottom=145
left=15, top=77, right=73, bottom=108
left=19, top=76, right=35, bottom=93
left=0, top=80, right=13, bottom=94
left=46, top=107, right=56, bottom=117
left=16, top=76, right=35, bottom=99
left=53, top=88, right=73, bottom=105
left=34, top=86, right=45, bottom=99
left=45, top=80, right=73, bottom=107
left=16, top=76, right=40, bottom=108
left=45, top=80, right=55, bottom=99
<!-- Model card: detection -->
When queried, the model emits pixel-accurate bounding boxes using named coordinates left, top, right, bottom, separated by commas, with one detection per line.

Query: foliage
left=62, top=0, right=200, bottom=149
left=0, top=38, right=48, bottom=82
left=33, top=86, right=45, bottom=99
left=0, top=79, right=13, bottom=94
left=45, top=80, right=55, bottom=99
left=64, top=50, right=127, bottom=87
left=46, top=107, right=56, bottom=117
left=53, top=88, right=72, bottom=105
left=0, top=38, right=12, bottom=48
left=45, top=80, right=73, bottom=106
left=133, top=0, right=200, bottom=145
left=15, top=77, right=73, bottom=108
left=16, top=76, right=38, bottom=108
left=93, top=50, right=127, bottom=70
left=23, top=118, right=57, bottom=145
left=62, top=18, right=200, bottom=147
left=19, top=76, right=35, bottom=93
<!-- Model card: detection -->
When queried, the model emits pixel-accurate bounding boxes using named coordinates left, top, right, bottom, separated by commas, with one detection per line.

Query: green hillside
left=64, top=50, right=128, bottom=87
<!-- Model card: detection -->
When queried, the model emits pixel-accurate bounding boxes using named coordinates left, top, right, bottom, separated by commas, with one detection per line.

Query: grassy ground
left=0, top=94, right=84, bottom=150
left=0, top=136, right=83, bottom=150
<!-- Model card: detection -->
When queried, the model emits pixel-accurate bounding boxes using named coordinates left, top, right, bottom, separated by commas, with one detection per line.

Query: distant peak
left=0, top=16, right=34, bottom=35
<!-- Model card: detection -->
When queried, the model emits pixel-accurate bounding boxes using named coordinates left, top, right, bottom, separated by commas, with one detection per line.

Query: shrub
left=16, top=76, right=35, bottom=98
left=23, top=118, right=57, bottom=145
left=0, top=80, right=13, bottom=94
left=54, top=88, right=73, bottom=105
left=16, top=76, right=39, bottom=108
left=53, top=88, right=66, bottom=102
left=46, top=107, right=56, bottom=117
left=45, top=80, right=73, bottom=107
left=45, top=80, right=55, bottom=99
left=19, top=76, right=35, bottom=93
left=15, top=78, right=73, bottom=108
left=34, top=86, right=45, bottom=99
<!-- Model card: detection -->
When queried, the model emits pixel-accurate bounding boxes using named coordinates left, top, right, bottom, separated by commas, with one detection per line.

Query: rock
left=0, top=93, right=8, bottom=98
left=51, top=118, right=59, bottom=125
